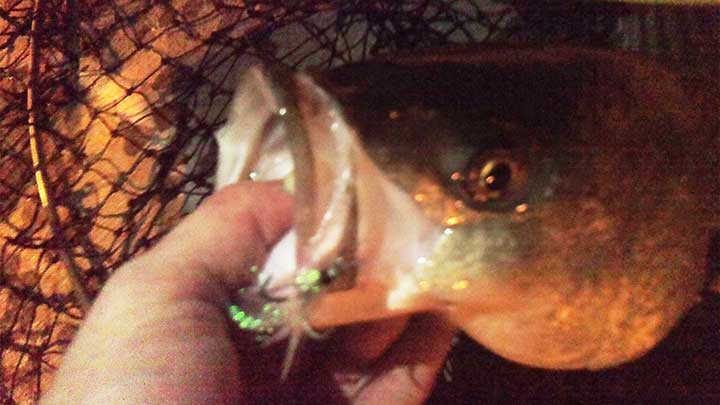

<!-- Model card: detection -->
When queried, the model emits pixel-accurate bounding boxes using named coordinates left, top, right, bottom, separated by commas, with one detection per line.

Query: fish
left=213, top=47, right=719, bottom=378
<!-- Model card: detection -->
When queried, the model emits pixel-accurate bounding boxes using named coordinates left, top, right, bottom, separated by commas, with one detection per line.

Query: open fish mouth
left=214, top=66, right=441, bottom=357
left=216, top=66, right=359, bottom=302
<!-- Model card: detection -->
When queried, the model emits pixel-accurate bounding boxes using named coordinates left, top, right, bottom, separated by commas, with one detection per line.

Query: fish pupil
left=466, top=160, right=513, bottom=199
left=483, top=162, right=512, bottom=191
left=320, top=269, right=335, bottom=285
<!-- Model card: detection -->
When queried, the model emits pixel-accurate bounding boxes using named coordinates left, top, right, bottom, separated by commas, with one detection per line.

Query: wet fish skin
left=311, top=47, right=719, bottom=369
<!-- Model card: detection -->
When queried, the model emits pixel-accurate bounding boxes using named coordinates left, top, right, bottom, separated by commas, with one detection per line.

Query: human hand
left=43, top=181, right=454, bottom=404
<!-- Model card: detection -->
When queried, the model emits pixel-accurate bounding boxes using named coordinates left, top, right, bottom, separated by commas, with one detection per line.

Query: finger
left=327, top=317, right=409, bottom=367
left=118, top=180, right=293, bottom=305
left=351, top=314, right=456, bottom=405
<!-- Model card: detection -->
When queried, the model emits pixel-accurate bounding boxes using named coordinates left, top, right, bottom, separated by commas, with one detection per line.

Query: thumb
left=120, top=180, right=294, bottom=306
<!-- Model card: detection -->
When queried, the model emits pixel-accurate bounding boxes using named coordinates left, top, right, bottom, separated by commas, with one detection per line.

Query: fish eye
left=453, top=150, right=528, bottom=210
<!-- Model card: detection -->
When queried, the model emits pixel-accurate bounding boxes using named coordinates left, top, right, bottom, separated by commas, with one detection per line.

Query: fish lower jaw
left=447, top=305, right=668, bottom=371
left=448, top=310, right=604, bottom=370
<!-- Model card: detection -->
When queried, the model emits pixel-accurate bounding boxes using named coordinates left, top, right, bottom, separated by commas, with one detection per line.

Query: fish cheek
left=441, top=199, right=630, bottom=367
left=420, top=216, right=547, bottom=312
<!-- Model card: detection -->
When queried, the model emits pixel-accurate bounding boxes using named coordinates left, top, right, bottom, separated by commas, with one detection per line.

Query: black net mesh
left=0, top=1, right=718, bottom=403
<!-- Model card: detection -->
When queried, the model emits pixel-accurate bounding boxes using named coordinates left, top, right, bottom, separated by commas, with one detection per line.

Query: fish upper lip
left=277, top=70, right=360, bottom=278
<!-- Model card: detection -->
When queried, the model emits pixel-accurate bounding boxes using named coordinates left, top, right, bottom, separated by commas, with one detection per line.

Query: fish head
left=214, top=48, right=718, bottom=371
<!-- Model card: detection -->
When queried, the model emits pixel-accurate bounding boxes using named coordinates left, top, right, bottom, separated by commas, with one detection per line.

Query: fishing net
left=0, top=1, right=717, bottom=403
